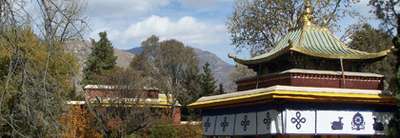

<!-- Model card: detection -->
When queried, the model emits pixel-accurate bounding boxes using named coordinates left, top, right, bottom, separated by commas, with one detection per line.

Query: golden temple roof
left=229, top=1, right=392, bottom=65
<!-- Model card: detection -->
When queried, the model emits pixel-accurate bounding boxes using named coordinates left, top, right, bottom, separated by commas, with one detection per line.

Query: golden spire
left=303, top=0, right=313, bottom=26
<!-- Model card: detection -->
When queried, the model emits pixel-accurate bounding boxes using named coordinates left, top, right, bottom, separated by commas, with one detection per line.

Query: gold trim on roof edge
left=188, top=90, right=396, bottom=109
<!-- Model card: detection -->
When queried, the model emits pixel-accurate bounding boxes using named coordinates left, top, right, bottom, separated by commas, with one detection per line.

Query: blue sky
left=86, top=0, right=380, bottom=64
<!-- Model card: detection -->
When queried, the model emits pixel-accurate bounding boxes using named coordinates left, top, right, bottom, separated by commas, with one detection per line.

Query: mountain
left=192, top=48, right=236, bottom=92
left=126, top=47, right=236, bottom=92
left=114, top=49, right=135, bottom=68
left=127, top=47, right=143, bottom=55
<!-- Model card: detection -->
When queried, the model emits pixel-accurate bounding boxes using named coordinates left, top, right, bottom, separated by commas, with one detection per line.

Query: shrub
left=148, top=123, right=178, bottom=138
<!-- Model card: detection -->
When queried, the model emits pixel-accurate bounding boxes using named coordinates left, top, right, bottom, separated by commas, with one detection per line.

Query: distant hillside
left=127, top=47, right=236, bottom=92
left=114, top=49, right=135, bottom=68
left=192, top=48, right=236, bottom=92
left=127, top=47, right=143, bottom=55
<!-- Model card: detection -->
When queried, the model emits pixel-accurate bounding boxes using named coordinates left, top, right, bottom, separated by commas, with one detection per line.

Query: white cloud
left=105, top=15, right=227, bottom=49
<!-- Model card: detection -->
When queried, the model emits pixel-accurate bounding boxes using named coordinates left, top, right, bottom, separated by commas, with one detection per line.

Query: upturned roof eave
left=230, top=41, right=392, bottom=66
left=229, top=47, right=291, bottom=65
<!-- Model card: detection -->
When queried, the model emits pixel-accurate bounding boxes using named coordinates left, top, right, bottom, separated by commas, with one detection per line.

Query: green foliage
left=175, top=124, right=202, bottom=138
left=349, top=24, right=397, bottom=93
left=349, top=24, right=393, bottom=52
left=199, top=62, right=217, bottom=96
left=147, top=122, right=202, bottom=138
left=148, top=123, right=178, bottom=138
left=0, top=43, right=10, bottom=78
left=389, top=99, right=400, bottom=137
left=130, top=35, right=160, bottom=77
left=369, top=1, right=400, bottom=135
left=83, top=31, right=117, bottom=85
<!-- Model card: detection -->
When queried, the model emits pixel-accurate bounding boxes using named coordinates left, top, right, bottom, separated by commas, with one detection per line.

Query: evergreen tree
left=83, top=31, right=117, bottom=84
left=199, top=62, right=217, bottom=96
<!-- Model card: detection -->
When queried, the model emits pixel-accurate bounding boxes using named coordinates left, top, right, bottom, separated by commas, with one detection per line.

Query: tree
left=369, top=1, right=400, bottom=136
left=348, top=24, right=396, bottom=94
left=228, top=0, right=360, bottom=56
left=0, top=0, right=87, bottom=137
left=130, top=35, right=161, bottom=84
left=129, top=36, right=201, bottom=113
left=156, top=39, right=201, bottom=106
left=199, top=62, right=217, bottom=96
left=369, top=0, right=400, bottom=37
left=0, top=29, right=79, bottom=137
left=83, top=31, right=117, bottom=85
left=369, top=0, right=400, bottom=76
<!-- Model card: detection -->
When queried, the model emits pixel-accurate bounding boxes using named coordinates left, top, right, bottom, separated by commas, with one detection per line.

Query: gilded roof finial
left=303, top=0, right=313, bottom=26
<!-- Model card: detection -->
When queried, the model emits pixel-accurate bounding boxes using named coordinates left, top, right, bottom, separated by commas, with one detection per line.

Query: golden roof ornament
left=303, top=0, right=313, bottom=26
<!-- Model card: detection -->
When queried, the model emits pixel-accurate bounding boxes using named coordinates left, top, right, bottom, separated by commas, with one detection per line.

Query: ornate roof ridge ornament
left=303, top=0, right=313, bottom=26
